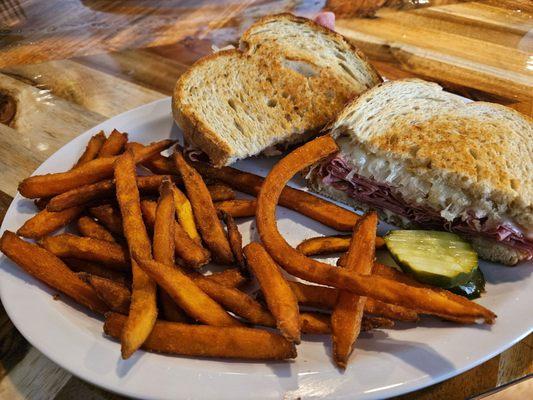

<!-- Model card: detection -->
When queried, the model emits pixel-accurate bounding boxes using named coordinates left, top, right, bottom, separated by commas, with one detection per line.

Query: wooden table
left=0, top=0, right=531, bottom=398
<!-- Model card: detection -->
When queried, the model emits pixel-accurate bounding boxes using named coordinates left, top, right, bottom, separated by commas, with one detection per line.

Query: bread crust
left=328, top=78, right=532, bottom=232
left=172, top=13, right=382, bottom=167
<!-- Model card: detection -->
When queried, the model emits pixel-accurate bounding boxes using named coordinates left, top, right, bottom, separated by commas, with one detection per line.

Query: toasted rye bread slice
left=173, top=13, right=381, bottom=167
left=307, top=79, right=532, bottom=265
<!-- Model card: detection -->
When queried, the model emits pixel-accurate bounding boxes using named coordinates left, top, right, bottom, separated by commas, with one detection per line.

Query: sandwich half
left=307, top=79, right=533, bottom=265
left=173, top=13, right=381, bottom=167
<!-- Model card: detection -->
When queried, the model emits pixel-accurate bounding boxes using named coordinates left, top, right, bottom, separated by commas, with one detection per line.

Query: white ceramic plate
left=1, top=98, right=531, bottom=400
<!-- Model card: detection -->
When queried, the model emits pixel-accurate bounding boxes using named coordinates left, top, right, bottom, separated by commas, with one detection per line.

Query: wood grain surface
left=0, top=0, right=531, bottom=399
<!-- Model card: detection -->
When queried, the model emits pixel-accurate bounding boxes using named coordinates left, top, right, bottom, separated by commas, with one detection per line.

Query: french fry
left=123, top=260, right=158, bottom=359
left=74, top=131, right=106, bottom=168
left=114, top=151, right=157, bottom=359
left=255, top=135, right=496, bottom=324
left=289, top=280, right=417, bottom=322
left=97, top=129, right=128, bottom=157
left=40, top=234, right=129, bottom=270
left=81, top=273, right=131, bottom=314
left=104, top=313, right=297, bottom=360
left=0, top=231, right=108, bottom=314
left=17, top=206, right=84, bottom=239
left=192, top=275, right=274, bottom=326
left=206, top=184, right=235, bottom=202
left=64, top=258, right=129, bottom=286
left=300, top=312, right=331, bottom=334
left=215, top=199, right=257, bottom=218
left=153, top=178, right=176, bottom=266
left=135, top=258, right=241, bottom=327
left=288, top=280, right=418, bottom=322
left=362, top=317, right=395, bottom=331
left=173, top=151, right=234, bottom=264
left=47, top=175, right=176, bottom=212
left=288, top=281, right=338, bottom=309
left=220, top=212, right=246, bottom=270
left=297, top=234, right=385, bottom=256
left=34, top=198, right=49, bottom=210
left=332, top=213, right=377, bottom=368
left=18, top=139, right=174, bottom=198
left=244, top=242, right=300, bottom=343
left=206, top=269, right=246, bottom=288
left=142, top=153, right=175, bottom=175
left=89, top=204, right=124, bottom=235
left=141, top=200, right=210, bottom=268
left=191, top=160, right=359, bottom=231
left=77, top=216, right=115, bottom=242
left=372, top=263, right=490, bottom=323
left=152, top=178, right=191, bottom=323
left=172, top=186, right=201, bottom=243
left=158, top=290, right=190, bottom=323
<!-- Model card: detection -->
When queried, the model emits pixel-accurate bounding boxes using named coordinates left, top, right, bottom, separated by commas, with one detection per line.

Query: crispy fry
left=215, top=199, right=257, bottom=218
left=172, top=186, right=201, bottom=243
left=372, top=263, right=489, bottom=323
left=191, top=160, right=359, bottom=231
left=158, top=290, right=190, bottom=323
left=17, top=206, right=84, bottom=238
left=114, top=151, right=157, bottom=359
left=193, top=275, right=274, bottom=326
left=0, top=231, right=108, bottom=314
left=206, top=269, right=246, bottom=288
left=34, top=198, right=49, bottom=210
left=244, top=242, right=300, bottom=343
left=40, top=234, right=129, bottom=270
left=18, top=139, right=174, bottom=198
left=74, top=131, right=106, bottom=168
left=256, top=135, right=496, bottom=324
left=288, top=280, right=418, bottom=322
left=64, top=258, right=129, bottom=286
left=153, top=178, right=176, bottom=266
left=297, top=234, right=385, bottom=256
left=364, top=297, right=418, bottom=322
left=141, top=200, right=210, bottom=268
left=135, top=258, right=240, bottom=327
left=123, top=260, right=158, bottom=359
left=142, top=153, right=175, bottom=175
left=77, top=216, right=115, bottom=242
left=89, top=204, right=123, bottom=235
left=332, top=213, right=377, bottom=368
left=97, top=129, right=128, bottom=158
left=288, top=281, right=338, bottom=309
left=152, top=178, right=191, bottom=323
left=82, top=274, right=131, bottom=314
left=207, top=184, right=235, bottom=202
left=47, top=175, right=176, bottom=212
left=362, top=317, right=395, bottom=331
left=220, top=212, right=245, bottom=270
left=173, top=151, right=233, bottom=264
left=104, top=313, right=297, bottom=360
left=300, top=312, right=331, bottom=334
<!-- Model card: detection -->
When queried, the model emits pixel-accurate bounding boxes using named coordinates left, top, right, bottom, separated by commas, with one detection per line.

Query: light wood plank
left=0, top=72, right=104, bottom=144
left=396, top=354, right=500, bottom=400
left=1, top=60, right=164, bottom=118
left=75, top=49, right=189, bottom=96
left=0, top=347, right=71, bottom=400
left=0, top=123, right=60, bottom=196
left=423, top=2, right=533, bottom=36
left=497, top=334, right=533, bottom=385
left=338, top=9, right=532, bottom=75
